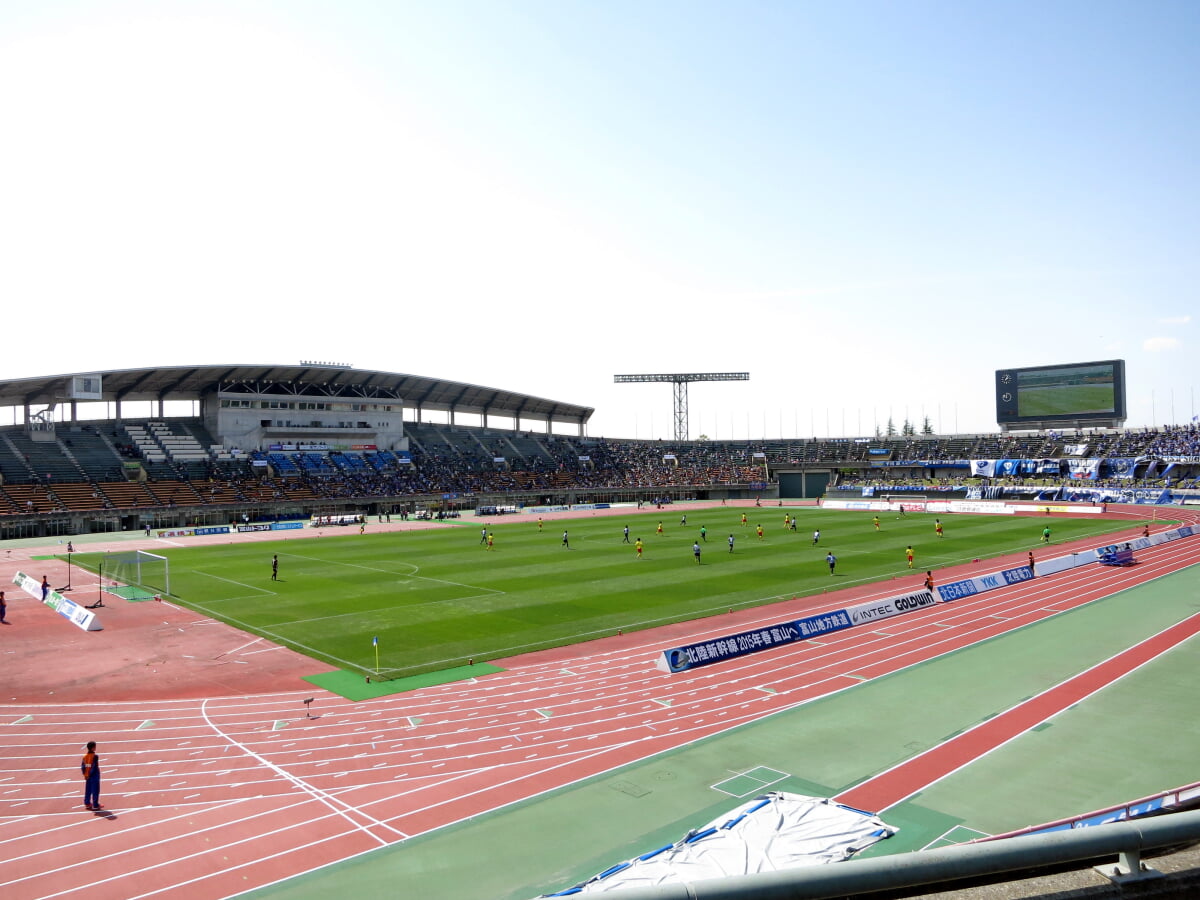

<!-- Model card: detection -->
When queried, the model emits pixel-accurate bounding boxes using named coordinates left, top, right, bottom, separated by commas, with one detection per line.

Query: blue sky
left=1, top=1, right=1196, bottom=437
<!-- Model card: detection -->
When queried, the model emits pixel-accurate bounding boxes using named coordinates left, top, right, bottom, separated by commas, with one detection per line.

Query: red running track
left=1, top=509, right=1196, bottom=899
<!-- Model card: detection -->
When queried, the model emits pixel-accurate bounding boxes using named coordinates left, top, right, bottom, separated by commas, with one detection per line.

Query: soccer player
left=693, top=542, right=701, bottom=564
left=906, top=545, right=915, bottom=568
left=934, top=519, right=944, bottom=538
left=635, top=538, right=643, bottom=559
left=480, top=527, right=488, bottom=545
left=826, top=552, right=837, bottom=575
left=562, top=530, right=570, bottom=549
left=486, top=532, right=494, bottom=551
left=538, top=517, right=543, bottom=531
left=656, top=521, right=664, bottom=535
left=783, top=514, right=791, bottom=530
left=812, top=529, right=820, bottom=545
left=872, top=516, right=880, bottom=531
left=623, top=525, right=631, bottom=543
left=680, top=514, right=687, bottom=527
left=741, top=513, right=748, bottom=527
left=271, top=555, right=278, bottom=581
left=1041, top=526, right=1051, bottom=544
left=728, top=534, right=735, bottom=553
left=700, top=525, right=707, bottom=542
left=756, top=524, right=764, bottom=541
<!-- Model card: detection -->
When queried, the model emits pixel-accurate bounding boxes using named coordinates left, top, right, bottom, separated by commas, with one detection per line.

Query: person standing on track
left=0, top=590, right=7, bottom=624
left=1028, top=550, right=1036, bottom=573
left=924, top=570, right=934, bottom=591
left=81, top=741, right=102, bottom=811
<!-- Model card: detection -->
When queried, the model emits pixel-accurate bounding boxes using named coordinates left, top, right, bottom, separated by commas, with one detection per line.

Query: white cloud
left=1157, top=315, right=1191, bottom=325
left=1143, top=337, right=1181, bottom=352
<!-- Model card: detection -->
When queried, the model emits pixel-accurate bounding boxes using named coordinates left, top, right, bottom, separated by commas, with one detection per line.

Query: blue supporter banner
left=195, top=526, right=230, bottom=536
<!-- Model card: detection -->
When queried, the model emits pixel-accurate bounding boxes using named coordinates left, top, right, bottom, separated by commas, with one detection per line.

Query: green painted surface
left=303, top=662, right=506, bottom=700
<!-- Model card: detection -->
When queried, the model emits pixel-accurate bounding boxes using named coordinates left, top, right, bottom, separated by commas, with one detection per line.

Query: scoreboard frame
left=995, top=360, right=1126, bottom=430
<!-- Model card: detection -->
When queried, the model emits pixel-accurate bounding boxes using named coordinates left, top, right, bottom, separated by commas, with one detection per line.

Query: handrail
left=560, top=808, right=1200, bottom=899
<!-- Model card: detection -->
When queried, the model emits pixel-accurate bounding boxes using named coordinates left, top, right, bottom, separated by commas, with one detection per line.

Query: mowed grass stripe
left=68, top=510, right=1141, bottom=677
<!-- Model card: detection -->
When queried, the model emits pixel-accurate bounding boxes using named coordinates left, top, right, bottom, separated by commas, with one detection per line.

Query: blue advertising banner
left=657, top=620, right=808, bottom=673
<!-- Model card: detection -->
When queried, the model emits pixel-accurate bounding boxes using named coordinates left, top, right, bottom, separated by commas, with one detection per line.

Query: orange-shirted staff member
left=81, top=741, right=102, bottom=811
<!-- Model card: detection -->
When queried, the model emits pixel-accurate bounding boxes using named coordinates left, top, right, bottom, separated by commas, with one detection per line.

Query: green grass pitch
left=69, top=509, right=1134, bottom=679
left=1018, top=384, right=1114, bottom=417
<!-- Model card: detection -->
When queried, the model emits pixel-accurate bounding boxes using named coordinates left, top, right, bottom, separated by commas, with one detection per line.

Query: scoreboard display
left=995, top=360, right=1126, bottom=426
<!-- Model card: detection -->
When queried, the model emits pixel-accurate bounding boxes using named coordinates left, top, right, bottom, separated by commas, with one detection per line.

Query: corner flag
left=372, top=635, right=379, bottom=675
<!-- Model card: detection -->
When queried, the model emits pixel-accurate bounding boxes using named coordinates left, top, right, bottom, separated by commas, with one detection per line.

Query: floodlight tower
left=614, top=372, right=750, bottom=441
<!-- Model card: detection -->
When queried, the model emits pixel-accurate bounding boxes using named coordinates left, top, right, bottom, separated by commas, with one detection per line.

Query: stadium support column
left=614, top=373, right=750, bottom=441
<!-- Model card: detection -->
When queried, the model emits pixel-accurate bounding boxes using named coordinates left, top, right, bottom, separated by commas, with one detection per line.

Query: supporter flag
left=1107, top=458, right=1137, bottom=479
left=1067, top=458, right=1100, bottom=480
left=971, top=460, right=997, bottom=477
left=1064, top=443, right=1089, bottom=456
left=995, top=459, right=1020, bottom=477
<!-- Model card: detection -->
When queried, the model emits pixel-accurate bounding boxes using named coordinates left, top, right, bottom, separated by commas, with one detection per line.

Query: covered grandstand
left=0, top=364, right=1197, bottom=540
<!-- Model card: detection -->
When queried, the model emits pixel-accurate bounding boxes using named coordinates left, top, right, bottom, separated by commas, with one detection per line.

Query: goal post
left=102, top=550, right=170, bottom=600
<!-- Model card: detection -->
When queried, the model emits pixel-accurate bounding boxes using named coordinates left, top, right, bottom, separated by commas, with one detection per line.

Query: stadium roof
left=0, top=364, right=594, bottom=427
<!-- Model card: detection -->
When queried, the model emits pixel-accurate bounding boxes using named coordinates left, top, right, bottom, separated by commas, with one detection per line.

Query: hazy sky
left=2, top=1, right=1197, bottom=439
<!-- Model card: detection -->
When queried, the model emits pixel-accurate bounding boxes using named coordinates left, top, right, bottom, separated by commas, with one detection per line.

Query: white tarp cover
left=544, top=792, right=897, bottom=895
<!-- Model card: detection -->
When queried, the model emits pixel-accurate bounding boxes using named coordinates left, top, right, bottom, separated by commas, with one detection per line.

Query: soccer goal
left=102, top=550, right=170, bottom=600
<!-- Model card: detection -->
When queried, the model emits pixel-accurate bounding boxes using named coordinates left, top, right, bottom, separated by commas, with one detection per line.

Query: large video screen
left=995, top=360, right=1125, bottom=425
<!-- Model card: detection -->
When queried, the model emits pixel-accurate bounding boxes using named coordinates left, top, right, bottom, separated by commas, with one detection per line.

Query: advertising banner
left=13, top=571, right=102, bottom=632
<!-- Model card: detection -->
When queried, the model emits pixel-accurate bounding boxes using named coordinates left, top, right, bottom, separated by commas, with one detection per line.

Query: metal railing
left=557, top=808, right=1200, bottom=899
